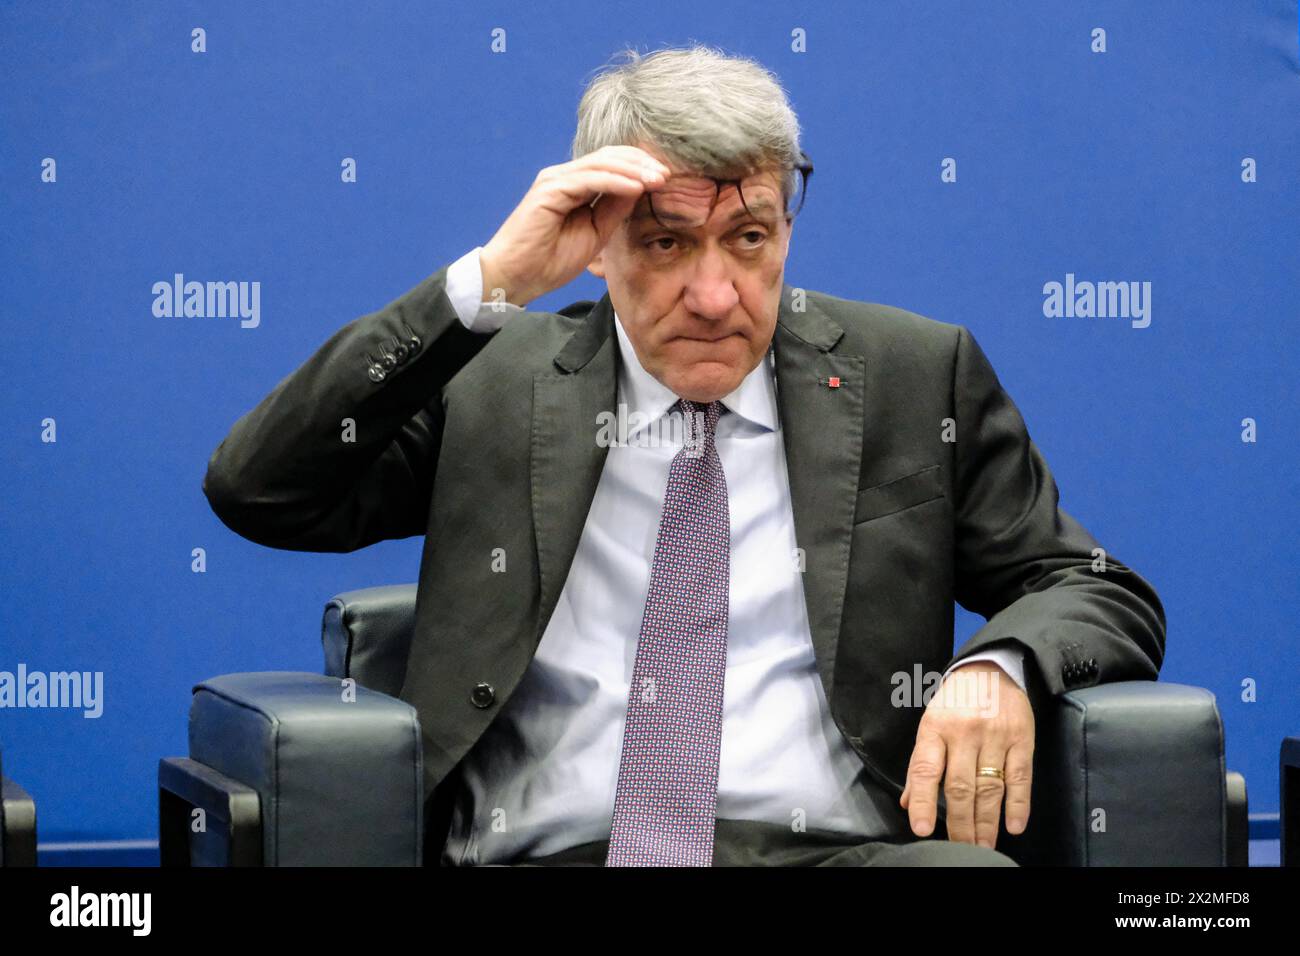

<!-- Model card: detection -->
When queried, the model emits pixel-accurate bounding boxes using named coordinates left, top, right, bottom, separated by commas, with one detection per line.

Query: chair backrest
left=321, top=584, right=418, bottom=697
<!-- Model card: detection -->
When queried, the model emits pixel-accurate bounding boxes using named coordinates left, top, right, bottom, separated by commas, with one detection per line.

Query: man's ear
left=586, top=249, right=606, bottom=279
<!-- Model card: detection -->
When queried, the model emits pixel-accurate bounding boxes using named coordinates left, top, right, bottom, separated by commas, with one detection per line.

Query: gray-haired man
left=204, top=45, right=1164, bottom=866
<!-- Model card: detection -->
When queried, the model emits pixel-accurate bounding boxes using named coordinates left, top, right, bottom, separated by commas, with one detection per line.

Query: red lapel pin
left=819, top=376, right=841, bottom=389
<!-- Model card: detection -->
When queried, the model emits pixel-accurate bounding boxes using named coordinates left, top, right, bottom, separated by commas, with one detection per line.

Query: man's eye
left=642, top=232, right=766, bottom=254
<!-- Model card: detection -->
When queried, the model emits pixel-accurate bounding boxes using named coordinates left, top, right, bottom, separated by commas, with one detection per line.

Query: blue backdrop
left=1, top=0, right=1296, bottom=855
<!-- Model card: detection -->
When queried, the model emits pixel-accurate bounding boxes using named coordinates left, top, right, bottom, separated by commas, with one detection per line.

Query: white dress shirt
left=435, top=247, right=1026, bottom=864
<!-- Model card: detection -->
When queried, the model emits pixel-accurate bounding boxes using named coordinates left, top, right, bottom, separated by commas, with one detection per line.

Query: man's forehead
left=627, top=199, right=768, bottom=226
left=662, top=166, right=783, bottom=190
left=626, top=169, right=785, bottom=229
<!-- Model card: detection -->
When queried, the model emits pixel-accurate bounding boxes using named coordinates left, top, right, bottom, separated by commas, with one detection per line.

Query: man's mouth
left=673, top=332, right=740, bottom=343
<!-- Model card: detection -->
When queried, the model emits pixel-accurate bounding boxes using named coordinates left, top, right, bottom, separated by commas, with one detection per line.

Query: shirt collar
left=613, top=309, right=779, bottom=438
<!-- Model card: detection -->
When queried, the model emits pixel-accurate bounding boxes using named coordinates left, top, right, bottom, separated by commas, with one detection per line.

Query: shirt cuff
left=445, top=246, right=526, bottom=333
left=942, top=645, right=1027, bottom=694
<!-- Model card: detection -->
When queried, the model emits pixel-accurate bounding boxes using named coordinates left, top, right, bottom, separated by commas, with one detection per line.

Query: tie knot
left=677, top=399, right=724, bottom=442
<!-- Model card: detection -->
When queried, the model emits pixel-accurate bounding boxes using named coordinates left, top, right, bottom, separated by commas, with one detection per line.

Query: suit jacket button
left=399, top=322, right=420, bottom=354
left=470, top=682, right=496, bottom=708
left=368, top=365, right=387, bottom=383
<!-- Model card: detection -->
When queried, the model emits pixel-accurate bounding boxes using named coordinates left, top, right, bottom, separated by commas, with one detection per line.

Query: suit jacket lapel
left=772, top=286, right=862, bottom=705
left=530, top=293, right=617, bottom=646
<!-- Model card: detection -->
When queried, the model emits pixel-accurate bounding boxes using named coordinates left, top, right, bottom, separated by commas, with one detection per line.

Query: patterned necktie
left=606, top=398, right=730, bottom=866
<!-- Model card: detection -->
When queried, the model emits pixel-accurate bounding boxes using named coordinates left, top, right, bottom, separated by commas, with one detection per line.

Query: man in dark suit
left=202, top=45, right=1164, bottom=867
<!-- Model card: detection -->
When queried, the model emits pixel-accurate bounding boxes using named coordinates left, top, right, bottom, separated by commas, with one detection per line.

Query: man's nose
left=681, top=246, right=741, bottom=321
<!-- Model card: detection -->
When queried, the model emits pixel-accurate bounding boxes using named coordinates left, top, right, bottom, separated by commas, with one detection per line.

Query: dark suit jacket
left=202, top=261, right=1166, bottom=849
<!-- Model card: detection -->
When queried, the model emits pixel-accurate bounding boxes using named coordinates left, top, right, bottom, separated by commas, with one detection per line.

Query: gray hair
left=571, top=44, right=803, bottom=193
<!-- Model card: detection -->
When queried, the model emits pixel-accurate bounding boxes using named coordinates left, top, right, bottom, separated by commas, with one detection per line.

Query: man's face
left=586, top=144, right=793, bottom=403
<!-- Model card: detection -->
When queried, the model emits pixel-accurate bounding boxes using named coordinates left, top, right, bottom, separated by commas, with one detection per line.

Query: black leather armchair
left=1, top=746, right=38, bottom=867
left=160, top=583, right=1250, bottom=866
left=1283, top=736, right=1300, bottom=867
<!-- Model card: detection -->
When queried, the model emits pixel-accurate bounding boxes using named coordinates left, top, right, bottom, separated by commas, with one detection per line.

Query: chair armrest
left=1001, top=681, right=1230, bottom=865
left=1283, top=736, right=1300, bottom=867
left=1225, top=770, right=1248, bottom=867
left=158, top=757, right=262, bottom=865
left=1, top=775, right=38, bottom=867
left=177, top=671, right=424, bottom=865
